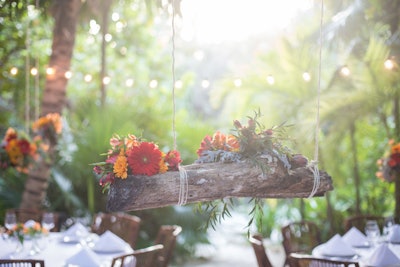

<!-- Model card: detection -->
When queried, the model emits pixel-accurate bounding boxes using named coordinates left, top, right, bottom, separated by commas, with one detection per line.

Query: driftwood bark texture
left=107, top=157, right=334, bottom=212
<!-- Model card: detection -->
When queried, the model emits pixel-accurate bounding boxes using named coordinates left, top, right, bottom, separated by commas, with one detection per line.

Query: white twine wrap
left=308, top=0, right=324, bottom=198
left=178, top=165, right=188, bottom=206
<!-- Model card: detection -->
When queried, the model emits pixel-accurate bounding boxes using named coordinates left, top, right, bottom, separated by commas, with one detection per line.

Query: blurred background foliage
left=1, top=0, right=400, bottom=263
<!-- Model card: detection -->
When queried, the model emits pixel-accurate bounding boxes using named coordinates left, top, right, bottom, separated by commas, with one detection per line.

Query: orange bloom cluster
left=93, top=134, right=182, bottom=188
left=376, top=139, right=400, bottom=182
left=0, top=128, right=38, bottom=172
left=196, top=131, right=240, bottom=157
left=1, top=113, right=62, bottom=173
left=32, top=113, right=62, bottom=135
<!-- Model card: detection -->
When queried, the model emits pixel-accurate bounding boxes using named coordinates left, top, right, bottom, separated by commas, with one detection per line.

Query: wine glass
left=41, top=212, right=55, bottom=231
left=365, top=220, right=380, bottom=246
left=4, top=212, right=17, bottom=230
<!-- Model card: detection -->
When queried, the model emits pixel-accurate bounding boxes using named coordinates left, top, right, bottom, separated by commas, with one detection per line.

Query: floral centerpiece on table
left=376, top=139, right=400, bottom=182
left=0, top=113, right=62, bottom=173
left=6, top=221, right=48, bottom=245
left=93, top=134, right=182, bottom=191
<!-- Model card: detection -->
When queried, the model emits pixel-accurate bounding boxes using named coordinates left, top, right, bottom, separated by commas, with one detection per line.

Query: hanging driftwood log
left=106, top=154, right=333, bottom=212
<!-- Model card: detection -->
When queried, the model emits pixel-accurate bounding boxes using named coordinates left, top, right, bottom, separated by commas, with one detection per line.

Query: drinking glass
left=41, top=212, right=55, bottom=231
left=365, top=220, right=380, bottom=246
left=5, top=212, right=17, bottom=230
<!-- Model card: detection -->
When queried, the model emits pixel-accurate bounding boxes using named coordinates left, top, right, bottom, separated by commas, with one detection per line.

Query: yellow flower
left=159, top=152, right=168, bottom=173
left=6, top=139, right=23, bottom=165
left=113, top=149, right=128, bottom=179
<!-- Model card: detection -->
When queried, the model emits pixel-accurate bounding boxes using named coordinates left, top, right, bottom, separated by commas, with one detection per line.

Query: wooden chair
left=281, top=221, right=321, bottom=266
left=111, top=244, right=164, bottom=267
left=90, top=212, right=141, bottom=249
left=343, top=214, right=385, bottom=232
left=0, top=259, right=45, bottom=267
left=249, top=234, right=273, bottom=267
left=288, top=253, right=359, bottom=267
left=154, top=225, right=182, bottom=267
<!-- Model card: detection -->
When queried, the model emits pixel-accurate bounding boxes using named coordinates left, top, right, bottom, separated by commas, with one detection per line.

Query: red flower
left=197, top=135, right=212, bottom=156
left=18, top=139, right=31, bottom=155
left=389, top=153, right=400, bottom=167
left=127, top=142, right=162, bottom=176
left=165, top=150, right=182, bottom=171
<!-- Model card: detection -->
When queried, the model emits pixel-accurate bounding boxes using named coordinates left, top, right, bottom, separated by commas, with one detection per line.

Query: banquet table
left=0, top=232, right=133, bottom=267
left=312, top=241, right=400, bottom=266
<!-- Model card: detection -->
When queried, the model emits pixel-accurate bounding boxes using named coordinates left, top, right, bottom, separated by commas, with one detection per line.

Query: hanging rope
left=171, top=0, right=188, bottom=206
left=308, top=0, right=324, bottom=198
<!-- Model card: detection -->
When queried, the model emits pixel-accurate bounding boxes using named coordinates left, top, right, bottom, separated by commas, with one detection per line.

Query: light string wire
left=35, top=0, right=40, bottom=120
left=309, top=0, right=324, bottom=198
left=171, top=0, right=188, bottom=205
left=25, top=0, right=31, bottom=133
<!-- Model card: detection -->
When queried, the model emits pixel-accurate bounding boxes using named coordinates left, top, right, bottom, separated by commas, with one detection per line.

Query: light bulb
left=10, top=67, right=18, bottom=75
left=30, top=67, right=38, bottom=76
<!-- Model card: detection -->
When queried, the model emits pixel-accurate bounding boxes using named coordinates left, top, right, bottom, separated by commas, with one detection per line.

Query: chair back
left=154, top=225, right=182, bottom=267
left=6, top=208, right=42, bottom=224
left=281, top=221, right=321, bottom=266
left=288, top=253, right=359, bottom=267
left=111, top=244, right=164, bottom=267
left=249, top=234, right=273, bottom=267
left=0, top=259, right=45, bottom=267
left=91, top=212, right=141, bottom=249
left=343, top=214, right=385, bottom=232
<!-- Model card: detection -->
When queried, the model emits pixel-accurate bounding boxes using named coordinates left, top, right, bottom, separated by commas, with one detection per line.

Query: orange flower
left=6, top=139, right=23, bottom=165
left=159, top=152, right=168, bottom=174
left=113, top=149, right=128, bottom=179
left=125, top=134, right=139, bottom=149
left=3, top=127, right=17, bottom=142
left=211, top=131, right=225, bottom=150
left=226, top=134, right=239, bottom=152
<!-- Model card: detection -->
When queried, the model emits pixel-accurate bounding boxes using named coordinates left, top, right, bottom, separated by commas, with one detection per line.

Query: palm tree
left=20, top=0, right=82, bottom=210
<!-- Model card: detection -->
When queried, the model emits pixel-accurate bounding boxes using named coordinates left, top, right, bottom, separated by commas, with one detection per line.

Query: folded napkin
left=342, top=226, right=369, bottom=247
left=388, top=224, right=400, bottom=243
left=367, top=243, right=400, bottom=267
left=65, top=247, right=102, bottom=267
left=321, top=234, right=357, bottom=257
left=92, top=230, right=129, bottom=253
left=62, top=222, right=90, bottom=242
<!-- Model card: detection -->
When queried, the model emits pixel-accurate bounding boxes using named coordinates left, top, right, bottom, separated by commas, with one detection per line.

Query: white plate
left=92, top=246, right=129, bottom=254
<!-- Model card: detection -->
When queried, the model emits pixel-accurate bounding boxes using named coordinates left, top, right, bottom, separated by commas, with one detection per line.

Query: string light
left=125, top=78, right=134, bottom=87
left=102, top=76, right=111, bottom=85
left=302, top=72, right=311, bottom=82
left=175, top=79, right=183, bottom=89
left=30, top=67, right=38, bottom=76
left=201, top=79, right=210, bottom=89
left=266, top=74, right=275, bottom=85
left=234, top=78, right=242, bottom=87
left=10, top=67, right=18, bottom=75
left=149, top=79, right=158, bottom=88
left=340, top=66, right=350, bottom=76
left=84, top=74, right=93, bottom=82
left=384, top=58, right=395, bottom=70
left=46, top=67, right=55, bottom=76
left=64, top=71, right=72, bottom=79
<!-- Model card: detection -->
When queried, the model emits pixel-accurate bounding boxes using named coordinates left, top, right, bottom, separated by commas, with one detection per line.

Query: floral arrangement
left=376, top=139, right=400, bottom=182
left=0, top=113, right=62, bottom=173
left=196, top=111, right=292, bottom=173
left=7, top=221, right=48, bottom=244
left=93, top=134, right=182, bottom=191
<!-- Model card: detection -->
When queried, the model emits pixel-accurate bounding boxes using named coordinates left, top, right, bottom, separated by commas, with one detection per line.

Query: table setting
left=1, top=217, right=134, bottom=267
left=312, top=220, right=400, bottom=267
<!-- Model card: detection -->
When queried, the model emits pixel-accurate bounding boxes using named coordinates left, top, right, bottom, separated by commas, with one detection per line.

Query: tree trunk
left=19, top=0, right=81, bottom=210
left=350, top=123, right=361, bottom=214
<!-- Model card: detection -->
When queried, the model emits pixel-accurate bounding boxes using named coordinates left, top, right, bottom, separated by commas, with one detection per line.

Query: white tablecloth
left=313, top=242, right=400, bottom=266
left=0, top=232, right=133, bottom=267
